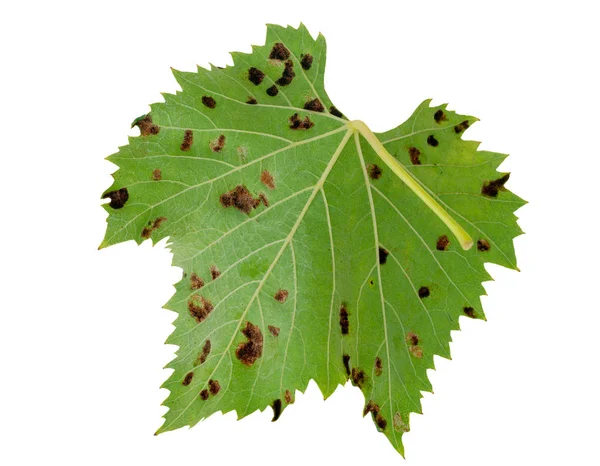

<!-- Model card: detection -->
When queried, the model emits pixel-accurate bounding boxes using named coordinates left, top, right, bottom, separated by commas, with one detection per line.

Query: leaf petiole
left=348, top=120, right=474, bottom=250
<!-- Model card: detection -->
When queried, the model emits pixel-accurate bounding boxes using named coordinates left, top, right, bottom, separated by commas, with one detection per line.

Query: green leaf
left=100, top=23, right=524, bottom=455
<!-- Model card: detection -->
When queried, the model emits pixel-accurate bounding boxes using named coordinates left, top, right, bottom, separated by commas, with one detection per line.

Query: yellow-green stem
left=348, top=120, right=474, bottom=251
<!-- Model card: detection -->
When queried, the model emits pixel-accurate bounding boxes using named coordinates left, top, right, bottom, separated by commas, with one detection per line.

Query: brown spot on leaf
left=210, top=134, right=226, bottom=152
left=260, top=170, right=275, bottom=189
left=190, top=273, right=205, bottom=290
left=266, top=85, right=279, bottom=96
left=194, top=339, right=211, bottom=366
left=274, top=289, right=289, bottom=303
left=408, top=147, right=421, bottom=165
left=202, top=96, right=216, bottom=108
left=406, top=332, right=419, bottom=346
left=208, top=379, right=221, bottom=395
left=258, top=193, right=269, bottom=207
left=342, top=354, right=351, bottom=376
left=340, top=304, right=349, bottom=335
left=477, top=239, right=491, bottom=251
left=285, top=390, right=293, bottom=404
left=351, top=368, right=366, bottom=389
left=235, top=321, right=263, bottom=366
left=268, top=325, right=280, bottom=337
left=329, top=106, right=343, bottom=118
left=367, top=164, right=382, bottom=180
left=375, top=413, right=387, bottom=430
left=463, top=306, right=477, bottom=318
left=300, top=53, right=313, bottom=70
left=269, top=42, right=290, bottom=60
left=246, top=97, right=257, bottom=105
left=102, top=188, right=129, bottom=209
left=220, top=185, right=260, bottom=214
left=374, top=357, right=383, bottom=376
left=436, top=235, right=450, bottom=251
left=182, top=372, right=194, bottom=386
left=133, top=114, right=160, bottom=136
left=409, top=345, right=423, bottom=358
left=180, top=129, right=193, bottom=151
left=427, top=135, right=439, bottom=147
left=454, top=120, right=470, bottom=133
left=289, top=113, right=314, bottom=130
left=418, top=286, right=430, bottom=298
left=199, top=389, right=209, bottom=400
left=393, top=412, right=410, bottom=432
left=210, top=265, right=220, bottom=280
left=152, top=169, right=162, bottom=181
left=248, top=67, right=265, bottom=85
left=378, top=247, right=389, bottom=264
left=304, top=98, right=324, bottom=112
left=188, top=295, right=214, bottom=323
left=277, top=60, right=295, bottom=86
left=272, top=399, right=282, bottom=422
left=481, top=173, right=510, bottom=197
left=141, top=217, right=167, bottom=239
left=434, top=109, right=447, bottom=123
left=363, top=400, right=379, bottom=417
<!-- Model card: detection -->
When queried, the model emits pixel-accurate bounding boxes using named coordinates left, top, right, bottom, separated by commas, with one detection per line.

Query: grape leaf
left=100, top=23, right=524, bottom=455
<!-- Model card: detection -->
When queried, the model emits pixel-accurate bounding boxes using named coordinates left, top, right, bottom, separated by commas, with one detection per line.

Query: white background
left=1, top=1, right=599, bottom=464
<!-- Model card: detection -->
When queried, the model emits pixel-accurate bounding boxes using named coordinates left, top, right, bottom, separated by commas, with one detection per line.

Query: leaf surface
left=101, top=23, right=524, bottom=455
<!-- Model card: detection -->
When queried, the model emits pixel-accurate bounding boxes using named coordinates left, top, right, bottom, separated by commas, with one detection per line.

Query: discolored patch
left=363, top=400, right=379, bottom=417
left=235, top=321, right=263, bottom=366
left=418, top=286, right=430, bottom=298
left=408, top=147, right=421, bottom=165
left=260, top=170, right=275, bottom=189
left=374, top=357, right=383, bottom=376
left=406, top=332, right=419, bottom=346
left=434, top=109, right=447, bottom=123
left=269, top=42, right=290, bottom=60
left=436, top=235, right=450, bottom=251
left=367, top=164, right=382, bottom=180
left=248, top=67, right=265, bottom=85
left=209, top=134, right=226, bottom=152
left=246, top=97, right=257, bottom=105
left=180, top=129, right=193, bottom=151
left=393, top=412, right=410, bottom=432
left=304, top=98, right=324, bottom=112
left=188, top=295, right=214, bottom=323
left=266, top=85, right=279, bottom=96
left=152, top=169, right=162, bottom=181
left=220, top=185, right=260, bottom=214
left=300, top=53, right=313, bottom=70
left=277, top=60, right=295, bottom=86
left=199, top=389, right=209, bottom=401
left=141, top=217, right=167, bottom=239
left=351, top=368, right=366, bottom=389
left=190, top=273, right=205, bottom=290
left=454, top=120, right=470, bottom=133
left=274, top=289, right=289, bottom=303
left=378, top=247, right=389, bottom=265
left=194, top=339, right=211, bottom=366
left=427, top=135, right=439, bottom=147
left=463, top=306, right=477, bottom=318
left=409, top=345, right=423, bottom=358
left=182, top=372, right=194, bottom=386
left=102, top=188, right=129, bottom=209
left=375, top=413, right=387, bottom=430
left=272, top=399, right=282, bottom=422
left=210, top=265, right=220, bottom=280
left=132, top=114, right=160, bottom=136
left=477, top=239, right=491, bottom=251
left=288, top=113, right=314, bottom=130
left=268, top=325, right=280, bottom=337
left=285, top=390, right=293, bottom=404
left=342, top=354, right=351, bottom=376
left=202, top=96, right=216, bottom=108
left=329, top=106, right=343, bottom=118
left=258, top=193, right=269, bottom=207
left=339, top=304, right=349, bottom=335
left=208, top=379, right=221, bottom=395
left=482, top=173, right=510, bottom=197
